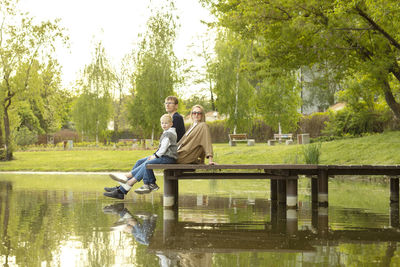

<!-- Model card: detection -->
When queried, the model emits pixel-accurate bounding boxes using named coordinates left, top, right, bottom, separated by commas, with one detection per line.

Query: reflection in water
left=1, top=175, right=400, bottom=266
left=103, top=203, right=158, bottom=246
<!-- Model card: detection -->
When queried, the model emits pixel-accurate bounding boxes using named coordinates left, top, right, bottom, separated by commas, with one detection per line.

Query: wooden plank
left=147, top=164, right=320, bottom=170
left=166, top=172, right=299, bottom=180
left=147, top=164, right=400, bottom=176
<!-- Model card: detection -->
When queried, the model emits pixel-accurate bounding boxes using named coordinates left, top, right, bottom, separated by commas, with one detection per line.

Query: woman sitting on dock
left=177, top=104, right=215, bottom=165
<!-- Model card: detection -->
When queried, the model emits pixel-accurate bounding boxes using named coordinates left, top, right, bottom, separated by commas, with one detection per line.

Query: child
left=104, top=114, right=178, bottom=199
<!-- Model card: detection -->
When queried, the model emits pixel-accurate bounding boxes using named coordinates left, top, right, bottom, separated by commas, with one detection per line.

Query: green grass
left=1, top=130, right=400, bottom=171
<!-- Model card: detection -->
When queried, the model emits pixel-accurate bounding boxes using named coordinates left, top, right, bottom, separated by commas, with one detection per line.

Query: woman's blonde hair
left=191, top=104, right=206, bottom=123
left=160, top=114, right=173, bottom=123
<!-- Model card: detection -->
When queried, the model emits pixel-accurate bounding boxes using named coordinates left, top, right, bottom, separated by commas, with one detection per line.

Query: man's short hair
left=165, top=96, right=178, bottom=105
left=160, top=114, right=173, bottom=123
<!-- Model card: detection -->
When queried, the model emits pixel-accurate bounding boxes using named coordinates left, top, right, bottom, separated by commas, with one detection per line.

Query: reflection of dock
left=150, top=223, right=315, bottom=253
left=149, top=202, right=400, bottom=254
left=149, top=220, right=400, bottom=253
left=148, top=192, right=400, bottom=255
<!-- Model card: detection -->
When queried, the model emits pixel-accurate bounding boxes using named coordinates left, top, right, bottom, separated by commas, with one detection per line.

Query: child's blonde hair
left=160, top=114, right=173, bottom=123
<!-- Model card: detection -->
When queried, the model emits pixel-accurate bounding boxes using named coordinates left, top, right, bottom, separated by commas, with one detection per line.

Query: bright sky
left=19, top=0, right=214, bottom=98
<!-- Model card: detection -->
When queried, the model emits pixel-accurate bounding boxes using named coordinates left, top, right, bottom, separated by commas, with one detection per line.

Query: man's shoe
left=109, top=173, right=128, bottom=183
left=104, top=185, right=119, bottom=192
left=134, top=184, right=151, bottom=194
left=103, top=189, right=125, bottom=199
left=149, top=183, right=160, bottom=192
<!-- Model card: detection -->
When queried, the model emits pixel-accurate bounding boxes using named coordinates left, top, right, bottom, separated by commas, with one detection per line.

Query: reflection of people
left=164, top=96, right=186, bottom=142
left=104, top=114, right=178, bottom=199
left=103, top=203, right=157, bottom=246
left=177, top=105, right=215, bottom=165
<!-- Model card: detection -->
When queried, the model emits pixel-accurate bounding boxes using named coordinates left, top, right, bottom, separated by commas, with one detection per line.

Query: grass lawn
left=0, top=130, right=399, bottom=172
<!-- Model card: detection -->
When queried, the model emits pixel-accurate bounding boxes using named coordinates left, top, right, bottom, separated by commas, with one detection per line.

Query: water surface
left=0, top=174, right=399, bottom=266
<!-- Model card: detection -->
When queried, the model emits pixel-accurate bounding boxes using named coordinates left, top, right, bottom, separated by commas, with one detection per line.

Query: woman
left=177, top=105, right=215, bottom=165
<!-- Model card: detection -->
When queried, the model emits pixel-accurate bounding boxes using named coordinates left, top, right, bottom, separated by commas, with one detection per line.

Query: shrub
left=14, top=126, right=38, bottom=147
left=323, top=106, right=392, bottom=137
left=303, top=143, right=322, bottom=164
left=297, top=112, right=329, bottom=138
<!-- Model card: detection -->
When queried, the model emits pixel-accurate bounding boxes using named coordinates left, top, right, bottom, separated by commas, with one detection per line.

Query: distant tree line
left=2, top=0, right=400, bottom=160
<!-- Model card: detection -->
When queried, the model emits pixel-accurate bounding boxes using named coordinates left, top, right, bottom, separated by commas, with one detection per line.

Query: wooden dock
left=147, top=164, right=400, bottom=208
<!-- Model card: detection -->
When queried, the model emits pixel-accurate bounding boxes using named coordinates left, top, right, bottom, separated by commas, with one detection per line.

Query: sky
left=19, top=0, right=215, bottom=98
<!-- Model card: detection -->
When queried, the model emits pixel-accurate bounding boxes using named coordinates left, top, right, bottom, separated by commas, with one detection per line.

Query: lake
left=0, top=173, right=398, bottom=266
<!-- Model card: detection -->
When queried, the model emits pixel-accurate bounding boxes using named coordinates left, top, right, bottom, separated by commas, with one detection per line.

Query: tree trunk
left=0, top=120, right=3, bottom=147
left=383, top=80, right=400, bottom=119
left=209, top=77, right=215, bottom=111
left=234, top=52, right=240, bottom=134
left=3, top=106, right=13, bottom=160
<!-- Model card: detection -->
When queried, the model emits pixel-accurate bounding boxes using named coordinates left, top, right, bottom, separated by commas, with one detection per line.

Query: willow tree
left=72, top=41, right=115, bottom=143
left=0, top=0, right=67, bottom=160
left=128, top=3, right=178, bottom=141
left=212, top=29, right=256, bottom=133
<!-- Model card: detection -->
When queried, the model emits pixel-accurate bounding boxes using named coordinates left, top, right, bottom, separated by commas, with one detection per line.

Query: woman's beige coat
left=177, top=122, right=213, bottom=164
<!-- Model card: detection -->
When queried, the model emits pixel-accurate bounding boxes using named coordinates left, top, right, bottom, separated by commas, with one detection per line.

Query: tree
left=255, top=69, right=302, bottom=132
left=72, top=41, right=114, bottom=143
left=16, top=58, right=67, bottom=134
left=212, top=29, right=256, bottom=133
left=128, top=3, right=178, bottom=141
left=111, top=53, right=134, bottom=141
left=204, top=0, right=400, bottom=119
left=0, top=0, right=67, bottom=160
left=187, top=34, right=217, bottom=111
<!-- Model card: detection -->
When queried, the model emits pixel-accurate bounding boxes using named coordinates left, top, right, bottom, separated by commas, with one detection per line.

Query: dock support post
left=163, top=170, right=178, bottom=207
left=390, top=177, right=399, bottom=228
left=163, top=207, right=178, bottom=244
left=270, top=201, right=278, bottom=231
left=311, top=177, right=318, bottom=203
left=286, top=209, right=298, bottom=235
left=390, top=177, right=399, bottom=203
left=390, top=202, right=399, bottom=228
left=286, top=177, right=298, bottom=208
left=277, top=204, right=287, bottom=234
left=270, top=179, right=277, bottom=202
left=317, top=207, right=329, bottom=237
left=311, top=202, right=318, bottom=230
left=277, top=180, right=286, bottom=204
left=318, top=170, right=328, bottom=207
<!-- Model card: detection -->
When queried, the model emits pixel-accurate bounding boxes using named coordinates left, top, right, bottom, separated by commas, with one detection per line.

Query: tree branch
left=333, top=27, right=373, bottom=31
left=355, top=6, right=400, bottom=51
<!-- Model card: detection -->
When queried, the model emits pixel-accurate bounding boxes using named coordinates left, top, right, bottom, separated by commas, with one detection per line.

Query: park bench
left=228, top=133, right=255, bottom=146
left=147, top=164, right=400, bottom=209
left=273, top=133, right=293, bottom=144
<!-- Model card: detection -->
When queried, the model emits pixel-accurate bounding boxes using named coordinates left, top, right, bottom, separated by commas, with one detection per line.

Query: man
left=103, top=96, right=186, bottom=197
left=164, top=96, right=185, bottom=142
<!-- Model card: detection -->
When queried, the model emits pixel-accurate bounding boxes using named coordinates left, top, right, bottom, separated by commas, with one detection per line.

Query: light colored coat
left=177, top=122, right=213, bottom=164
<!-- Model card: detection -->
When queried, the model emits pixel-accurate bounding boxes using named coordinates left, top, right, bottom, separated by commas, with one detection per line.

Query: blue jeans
left=130, top=157, right=149, bottom=181
left=131, top=217, right=157, bottom=246
left=142, top=156, right=176, bottom=184
left=130, top=156, right=176, bottom=184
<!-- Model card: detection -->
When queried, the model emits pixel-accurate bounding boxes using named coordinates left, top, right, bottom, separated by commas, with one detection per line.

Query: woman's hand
left=148, top=155, right=156, bottom=161
left=208, top=157, right=216, bottom=165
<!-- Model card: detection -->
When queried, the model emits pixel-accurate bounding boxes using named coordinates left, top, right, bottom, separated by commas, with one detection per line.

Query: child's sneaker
left=149, top=183, right=160, bottom=192
left=134, top=184, right=151, bottom=194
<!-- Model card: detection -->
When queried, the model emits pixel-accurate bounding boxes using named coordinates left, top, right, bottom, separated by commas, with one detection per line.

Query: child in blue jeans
left=104, top=114, right=178, bottom=199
